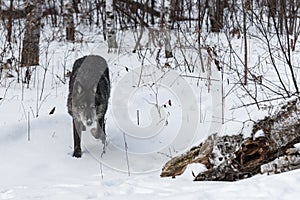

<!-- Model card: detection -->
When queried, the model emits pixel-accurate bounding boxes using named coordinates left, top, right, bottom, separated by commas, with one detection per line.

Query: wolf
left=67, top=55, right=110, bottom=158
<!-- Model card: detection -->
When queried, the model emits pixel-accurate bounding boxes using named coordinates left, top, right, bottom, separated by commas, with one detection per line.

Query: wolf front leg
left=72, top=119, right=82, bottom=158
left=98, top=117, right=106, bottom=145
left=97, top=117, right=107, bottom=155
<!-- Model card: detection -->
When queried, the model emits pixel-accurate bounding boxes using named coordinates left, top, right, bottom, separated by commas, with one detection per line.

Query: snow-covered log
left=161, top=98, right=300, bottom=181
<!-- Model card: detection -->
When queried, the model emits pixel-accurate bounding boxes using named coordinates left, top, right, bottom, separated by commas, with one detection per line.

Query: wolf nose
left=87, top=119, right=93, bottom=126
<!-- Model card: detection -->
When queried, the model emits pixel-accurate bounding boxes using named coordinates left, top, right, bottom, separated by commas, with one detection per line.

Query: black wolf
left=67, top=55, right=110, bottom=158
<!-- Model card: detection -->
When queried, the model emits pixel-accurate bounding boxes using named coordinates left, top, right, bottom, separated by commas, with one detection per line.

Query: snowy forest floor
left=1, top=26, right=300, bottom=199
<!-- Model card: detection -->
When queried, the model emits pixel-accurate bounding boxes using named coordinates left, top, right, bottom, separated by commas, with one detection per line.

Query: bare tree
left=242, top=0, right=248, bottom=85
left=209, top=0, right=226, bottom=32
left=106, top=0, right=118, bottom=51
left=6, top=0, right=13, bottom=44
left=164, top=0, right=173, bottom=58
left=21, top=0, right=43, bottom=67
left=64, top=0, right=75, bottom=41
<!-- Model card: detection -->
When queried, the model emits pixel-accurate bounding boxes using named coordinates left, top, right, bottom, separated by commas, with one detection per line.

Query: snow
left=0, top=26, right=300, bottom=199
left=254, top=129, right=265, bottom=139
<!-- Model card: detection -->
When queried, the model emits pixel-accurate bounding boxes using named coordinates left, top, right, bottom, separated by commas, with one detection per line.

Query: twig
left=0, top=79, right=13, bottom=107
left=55, top=74, right=66, bottom=84
left=40, top=67, right=48, bottom=101
left=100, top=163, right=104, bottom=180
left=123, top=132, right=130, bottom=176
left=36, top=74, right=39, bottom=117
left=137, top=110, right=140, bottom=125
left=27, top=111, right=30, bottom=141
left=137, top=48, right=148, bottom=87
left=231, top=95, right=294, bottom=109
left=39, top=40, right=52, bottom=94
left=37, top=93, right=51, bottom=115
left=180, top=74, right=219, bottom=81
left=157, top=150, right=172, bottom=159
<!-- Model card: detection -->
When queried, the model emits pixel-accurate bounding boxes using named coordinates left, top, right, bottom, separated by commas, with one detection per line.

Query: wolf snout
left=86, top=119, right=93, bottom=126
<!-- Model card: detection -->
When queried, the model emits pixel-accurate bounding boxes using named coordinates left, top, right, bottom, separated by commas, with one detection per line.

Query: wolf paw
left=72, top=149, right=82, bottom=158
left=91, top=128, right=100, bottom=139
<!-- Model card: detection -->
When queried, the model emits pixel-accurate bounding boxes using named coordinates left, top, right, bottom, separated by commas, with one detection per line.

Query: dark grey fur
left=67, top=55, right=110, bottom=158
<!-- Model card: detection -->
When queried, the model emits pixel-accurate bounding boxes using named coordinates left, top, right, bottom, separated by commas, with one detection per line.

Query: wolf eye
left=79, top=105, right=86, bottom=109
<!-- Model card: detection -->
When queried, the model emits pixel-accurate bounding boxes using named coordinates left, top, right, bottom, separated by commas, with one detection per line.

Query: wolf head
left=72, top=81, right=98, bottom=129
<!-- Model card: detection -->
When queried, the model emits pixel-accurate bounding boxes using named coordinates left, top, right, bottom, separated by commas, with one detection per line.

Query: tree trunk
left=267, top=0, right=277, bottom=30
left=21, top=0, right=42, bottom=67
left=106, top=0, right=118, bottom=51
left=210, top=0, right=224, bottom=32
left=7, top=0, right=13, bottom=44
left=164, top=0, right=173, bottom=58
left=64, top=1, right=75, bottom=42
left=242, top=0, right=248, bottom=85
left=278, top=0, right=284, bottom=34
left=151, top=0, right=155, bottom=25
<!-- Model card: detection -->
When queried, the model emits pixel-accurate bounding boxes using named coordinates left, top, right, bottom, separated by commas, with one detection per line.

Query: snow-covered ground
left=1, top=27, right=300, bottom=199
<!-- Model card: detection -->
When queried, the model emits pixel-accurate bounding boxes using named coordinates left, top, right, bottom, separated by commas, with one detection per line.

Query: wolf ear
left=75, top=81, right=83, bottom=94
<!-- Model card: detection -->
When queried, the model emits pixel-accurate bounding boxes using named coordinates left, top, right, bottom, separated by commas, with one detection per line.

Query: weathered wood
left=161, top=134, right=216, bottom=178
left=161, top=133, right=244, bottom=179
left=261, top=154, right=300, bottom=175
left=161, top=98, right=300, bottom=181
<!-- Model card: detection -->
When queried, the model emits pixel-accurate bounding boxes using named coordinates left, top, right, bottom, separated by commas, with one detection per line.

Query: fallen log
left=161, top=98, right=300, bottom=181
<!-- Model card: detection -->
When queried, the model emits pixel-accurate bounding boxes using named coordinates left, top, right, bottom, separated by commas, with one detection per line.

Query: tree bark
left=242, top=0, right=248, bottom=85
left=210, top=0, right=224, bottom=32
left=21, top=0, right=42, bottom=67
left=64, top=1, right=75, bottom=42
left=106, top=0, right=118, bottom=51
left=164, top=0, right=173, bottom=58
left=6, top=0, right=13, bottom=44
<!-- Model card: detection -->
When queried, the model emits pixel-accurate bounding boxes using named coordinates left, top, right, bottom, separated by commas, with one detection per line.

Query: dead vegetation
left=161, top=98, right=300, bottom=181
